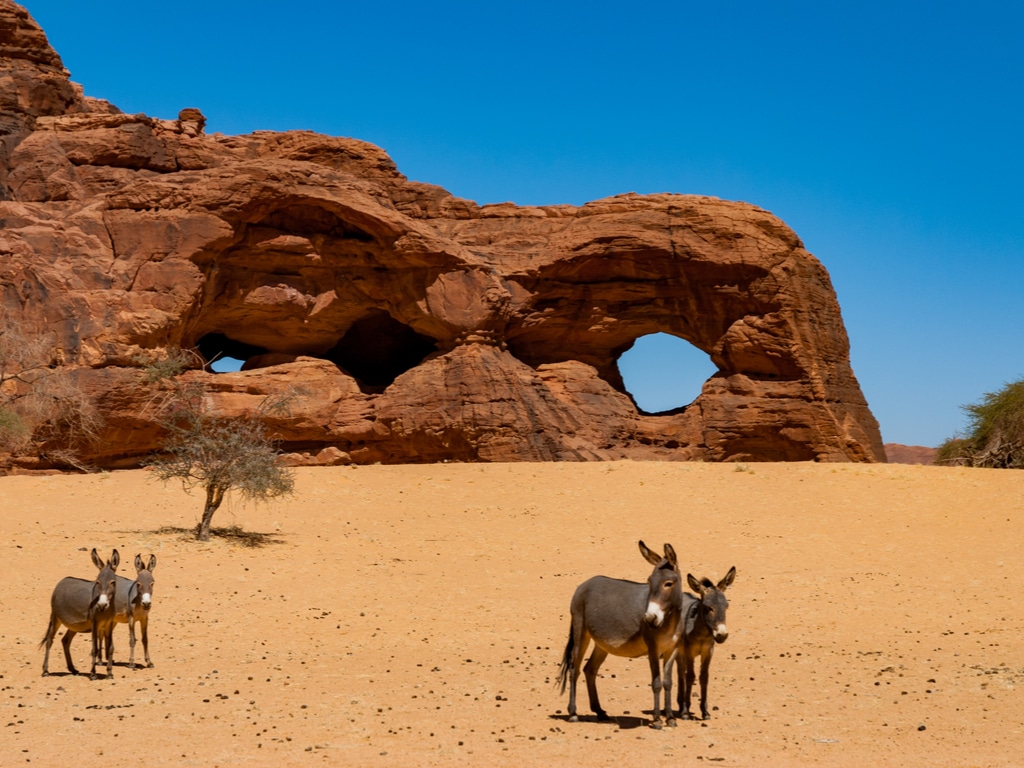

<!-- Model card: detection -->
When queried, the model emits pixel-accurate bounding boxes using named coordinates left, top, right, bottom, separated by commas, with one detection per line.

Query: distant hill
left=885, top=444, right=937, bottom=465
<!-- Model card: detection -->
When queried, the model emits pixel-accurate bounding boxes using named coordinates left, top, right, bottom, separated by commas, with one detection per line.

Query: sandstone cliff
left=0, top=1, right=885, bottom=468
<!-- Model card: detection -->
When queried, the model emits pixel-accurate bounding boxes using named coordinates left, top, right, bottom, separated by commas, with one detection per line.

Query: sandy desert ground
left=2, top=460, right=1022, bottom=767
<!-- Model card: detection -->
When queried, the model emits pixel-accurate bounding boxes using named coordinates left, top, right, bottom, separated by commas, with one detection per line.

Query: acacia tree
left=936, top=378, right=1024, bottom=469
left=148, top=383, right=295, bottom=541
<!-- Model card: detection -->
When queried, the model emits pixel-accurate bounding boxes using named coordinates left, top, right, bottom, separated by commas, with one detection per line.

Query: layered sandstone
left=0, top=0, right=885, bottom=468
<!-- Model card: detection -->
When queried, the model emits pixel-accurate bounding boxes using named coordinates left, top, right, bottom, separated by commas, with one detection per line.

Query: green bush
left=937, top=378, right=1024, bottom=469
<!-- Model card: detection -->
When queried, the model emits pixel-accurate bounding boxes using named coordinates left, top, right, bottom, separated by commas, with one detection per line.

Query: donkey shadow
left=549, top=713, right=648, bottom=730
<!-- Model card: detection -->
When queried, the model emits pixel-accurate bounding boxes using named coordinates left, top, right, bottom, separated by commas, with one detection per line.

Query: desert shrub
left=0, top=311, right=101, bottom=468
left=148, top=384, right=295, bottom=540
left=0, top=405, right=30, bottom=452
left=133, top=347, right=202, bottom=382
left=937, top=378, right=1024, bottom=469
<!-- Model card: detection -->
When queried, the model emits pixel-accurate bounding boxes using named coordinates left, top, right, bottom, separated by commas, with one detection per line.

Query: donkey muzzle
left=644, top=602, right=666, bottom=627
left=141, top=593, right=152, bottom=609
left=713, top=624, right=728, bottom=643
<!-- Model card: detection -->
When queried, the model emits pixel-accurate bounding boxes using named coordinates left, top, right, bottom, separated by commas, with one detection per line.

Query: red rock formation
left=0, top=1, right=885, bottom=468
left=883, top=444, right=936, bottom=465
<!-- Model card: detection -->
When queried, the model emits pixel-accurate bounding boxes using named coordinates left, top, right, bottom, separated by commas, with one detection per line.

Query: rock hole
left=197, top=333, right=268, bottom=373
left=618, top=332, right=716, bottom=414
left=326, top=311, right=438, bottom=393
left=210, top=357, right=245, bottom=373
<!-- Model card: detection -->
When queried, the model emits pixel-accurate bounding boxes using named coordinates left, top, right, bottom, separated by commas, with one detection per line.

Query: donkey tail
left=557, top=623, right=575, bottom=694
left=39, top=612, right=56, bottom=650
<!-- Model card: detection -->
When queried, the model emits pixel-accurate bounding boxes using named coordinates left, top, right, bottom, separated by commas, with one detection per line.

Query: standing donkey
left=40, top=548, right=120, bottom=680
left=114, top=554, right=157, bottom=669
left=677, top=566, right=736, bottom=720
left=558, top=541, right=685, bottom=728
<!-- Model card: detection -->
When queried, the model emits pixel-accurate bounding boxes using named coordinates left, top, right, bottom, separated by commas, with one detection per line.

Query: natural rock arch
left=0, top=1, right=885, bottom=468
left=618, top=333, right=716, bottom=415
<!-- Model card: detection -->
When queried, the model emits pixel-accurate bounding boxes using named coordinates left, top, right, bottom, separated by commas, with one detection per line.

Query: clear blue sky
left=23, top=1, right=1023, bottom=448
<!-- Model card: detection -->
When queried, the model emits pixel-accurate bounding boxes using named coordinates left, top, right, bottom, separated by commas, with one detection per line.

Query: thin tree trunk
left=196, top=484, right=225, bottom=541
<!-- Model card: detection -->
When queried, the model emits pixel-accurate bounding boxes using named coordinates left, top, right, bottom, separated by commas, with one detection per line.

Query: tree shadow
left=152, top=525, right=285, bottom=547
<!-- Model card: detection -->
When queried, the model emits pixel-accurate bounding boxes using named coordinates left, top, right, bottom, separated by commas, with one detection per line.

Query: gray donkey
left=40, top=548, right=120, bottom=680
left=114, top=554, right=157, bottom=669
left=558, top=541, right=685, bottom=728
left=678, top=566, right=736, bottom=720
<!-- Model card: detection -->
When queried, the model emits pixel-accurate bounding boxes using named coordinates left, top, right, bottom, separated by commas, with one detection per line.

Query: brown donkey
left=40, top=549, right=120, bottom=679
left=677, top=566, right=736, bottom=720
left=558, top=541, right=685, bottom=728
left=114, top=554, right=157, bottom=669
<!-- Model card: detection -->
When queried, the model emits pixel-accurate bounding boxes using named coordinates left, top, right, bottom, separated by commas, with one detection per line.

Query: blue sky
left=23, top=1, right=1023, bottom=447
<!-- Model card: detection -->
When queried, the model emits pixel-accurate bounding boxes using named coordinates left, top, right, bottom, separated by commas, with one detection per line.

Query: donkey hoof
left=649, top=720, right=664, bottom=730
left=667, top=718, right=678, bottom=728
left=569, top=715, right=579, bottom=723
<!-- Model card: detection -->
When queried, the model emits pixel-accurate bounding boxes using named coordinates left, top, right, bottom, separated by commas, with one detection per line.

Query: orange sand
left=2, top=461, right=1022, bottom=766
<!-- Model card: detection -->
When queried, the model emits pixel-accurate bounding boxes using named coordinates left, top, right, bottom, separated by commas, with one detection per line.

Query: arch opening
left=197, top=333, right=268, bottom=373
left=325, top=311, right=438, bottom=393
left=618, top=332, right=717, bottom=414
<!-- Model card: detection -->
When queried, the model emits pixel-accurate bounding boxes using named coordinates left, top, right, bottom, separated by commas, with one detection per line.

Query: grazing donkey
left=558, top=541, right=685, bottom=728
left=40, top=548, right=120, bottom=680
left=677, top=566, right=736, bottom=720
left=114, top=554, right=157, bottom=669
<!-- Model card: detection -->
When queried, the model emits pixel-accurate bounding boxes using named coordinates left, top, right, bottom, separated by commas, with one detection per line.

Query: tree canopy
left=148, top=384, right=295, bottom=540
left=936, top=378, right=1024, bottom=469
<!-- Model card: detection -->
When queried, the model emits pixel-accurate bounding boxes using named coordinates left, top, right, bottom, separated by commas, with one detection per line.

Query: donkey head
left=638, top=541, right=681, bottom=627
left=687, top=566, right=736, bottom=643
left=133, top=554, right=157, bottom=610
left=89, top=548, right=120, bottom=616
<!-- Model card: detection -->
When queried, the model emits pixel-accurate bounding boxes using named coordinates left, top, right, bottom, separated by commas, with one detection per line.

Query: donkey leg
left=583, top=646, right=610, bottom=721
left=647, top=648, right=667, bottom=729
left=89, top=627, right=99, bottom=681
left=569, top=630, right=593, bottom=720
left=698, top=654, right=712, bottom=720
left=127, top=616, right=137, bottom=670
left=680, top=656, right=697, bottom=720
left=567, top=628, right=590, bottom=722
left=140, top=615, right=152, bottom=667
left=60, top=629, right=79, bottom=675
left=662, top=651, right=678, bottom=726
left=40, top=614, right=61, bottom=676
left=104, top=626, right=115, bottom=679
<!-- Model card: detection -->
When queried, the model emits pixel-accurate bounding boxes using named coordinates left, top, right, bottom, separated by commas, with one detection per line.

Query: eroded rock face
left=0, top=1, right=885, bottom=467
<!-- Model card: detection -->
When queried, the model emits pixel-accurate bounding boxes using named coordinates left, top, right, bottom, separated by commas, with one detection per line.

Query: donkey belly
left=593, top=634, right=649, bottom=659
left=50, top=577, right=96, bottom=632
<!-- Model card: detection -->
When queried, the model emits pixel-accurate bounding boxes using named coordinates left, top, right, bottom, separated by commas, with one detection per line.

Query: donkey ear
left=109, top=549, right=120, bottom=570
left=135, top=553, right=144, bottom=572
left=91, top=548, right=103, bottom=569
left=638, top=540, right=663, bottom=566
left=687, top=573, right=704, bottom=594
left=148, top=554, right=157, bottom=571
left=663, top=543, right=679, bottom=570
left=717, top=566, right=737, bottom=591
